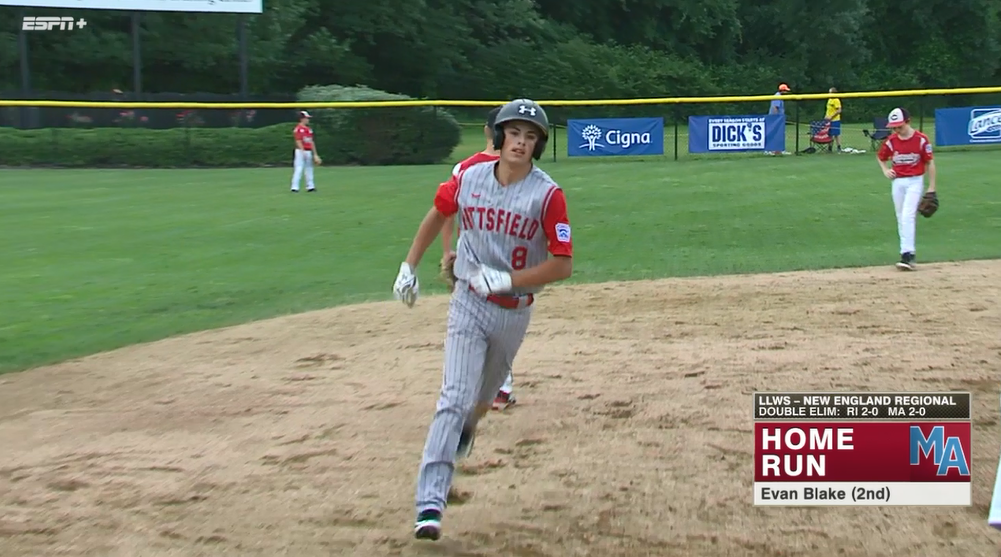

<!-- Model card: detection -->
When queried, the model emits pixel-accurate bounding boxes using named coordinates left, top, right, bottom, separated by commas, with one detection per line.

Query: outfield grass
left=2, top=149, right=999, bottom=374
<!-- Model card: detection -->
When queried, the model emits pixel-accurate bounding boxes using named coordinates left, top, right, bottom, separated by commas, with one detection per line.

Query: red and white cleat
left=492, top=391, right=516, bottom=411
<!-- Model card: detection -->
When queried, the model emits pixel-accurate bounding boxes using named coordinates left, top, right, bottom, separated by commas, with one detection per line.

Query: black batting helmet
left=492, top=99, right=550, bottom=160
left=486, top=106, right=501, bottom=129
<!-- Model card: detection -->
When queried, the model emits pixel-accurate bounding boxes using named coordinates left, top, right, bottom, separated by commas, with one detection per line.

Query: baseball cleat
left=414, top=509, right=442, bottom=540
left=895, top=252, right=916, bottom=271
left=307, top=188, right=316, bottom=192
left=456, top=426, right=476, bottom=460
left=492, top=391, right=516, bottom=411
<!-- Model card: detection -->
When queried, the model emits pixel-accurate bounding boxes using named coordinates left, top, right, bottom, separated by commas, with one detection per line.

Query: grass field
left=1, top=144, right=999, bottom=374
left=3, top=141, right=1001, bottom=557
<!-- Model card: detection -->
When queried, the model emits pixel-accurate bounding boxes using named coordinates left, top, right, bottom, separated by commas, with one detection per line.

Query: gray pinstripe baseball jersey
left=414, top=159, right=573, bottom=515
left=449, top=161, right=566, bottom=295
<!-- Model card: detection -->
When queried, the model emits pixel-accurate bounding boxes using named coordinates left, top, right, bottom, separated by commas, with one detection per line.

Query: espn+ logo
left=22, top=16, right=87, bottom=31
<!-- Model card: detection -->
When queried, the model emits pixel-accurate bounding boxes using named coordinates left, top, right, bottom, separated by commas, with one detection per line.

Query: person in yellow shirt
left=825, top=87, right=843, bottom=152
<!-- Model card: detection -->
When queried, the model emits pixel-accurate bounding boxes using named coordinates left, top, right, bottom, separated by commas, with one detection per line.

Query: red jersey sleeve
left=921, top=135, right=934, bottom=162
left=541, top=186, right=573, bottom=257
left=293, top=125, right=305, bottom=141
left=433, top=174, right=460, bottom=217
left=877, top=137, right=892, bottom=161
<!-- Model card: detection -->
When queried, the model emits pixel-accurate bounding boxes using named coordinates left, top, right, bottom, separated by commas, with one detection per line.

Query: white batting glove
left=470, top=265, right=512, bottom=296
left=393, top=262, right=419, bottom=308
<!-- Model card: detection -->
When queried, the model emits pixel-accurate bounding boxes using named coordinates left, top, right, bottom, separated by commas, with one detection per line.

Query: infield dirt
left=2, top=260, right=1000, bottom=557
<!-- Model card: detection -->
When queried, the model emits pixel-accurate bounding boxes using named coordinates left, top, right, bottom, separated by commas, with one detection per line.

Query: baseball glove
left=440, top=252, right=457, bottom=290
left=918, top=191, right=939, bottom=218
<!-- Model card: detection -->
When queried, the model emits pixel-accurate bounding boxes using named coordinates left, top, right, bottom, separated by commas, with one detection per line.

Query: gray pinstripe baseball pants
left=415, top=280, right=533, bottom=514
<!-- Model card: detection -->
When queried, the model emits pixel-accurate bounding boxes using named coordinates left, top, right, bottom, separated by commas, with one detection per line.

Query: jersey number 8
left=511, top=246, right=528, bottom=270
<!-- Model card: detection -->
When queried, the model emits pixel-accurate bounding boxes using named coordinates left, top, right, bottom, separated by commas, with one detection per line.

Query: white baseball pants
left=291, top=148, right=315, bottom=191
left=891, top=175, right=924, bottom=255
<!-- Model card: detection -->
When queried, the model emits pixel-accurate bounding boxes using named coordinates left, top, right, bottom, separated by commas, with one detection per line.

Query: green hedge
left=0, top=125, right=291, bottom=168
left=0, top=85, right=462, bottom=168
left=297, top=84, right=462, bottom=165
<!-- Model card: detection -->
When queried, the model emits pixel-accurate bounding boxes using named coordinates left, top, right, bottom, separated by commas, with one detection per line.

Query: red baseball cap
left=778, top=83, right=790, bottom=92
left=299, top=110, right=311, bottom=119
left=887, top=107, right=909, bottom=127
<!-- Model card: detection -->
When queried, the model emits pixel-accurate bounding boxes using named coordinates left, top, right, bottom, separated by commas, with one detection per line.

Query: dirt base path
left=2, top=260, right=1000, bottom=557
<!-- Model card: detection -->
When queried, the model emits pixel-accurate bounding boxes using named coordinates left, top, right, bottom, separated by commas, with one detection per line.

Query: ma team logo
left=967, top=108, right=1001, bottom=142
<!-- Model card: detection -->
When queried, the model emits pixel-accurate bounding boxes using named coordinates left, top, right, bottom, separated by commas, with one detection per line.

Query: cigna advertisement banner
left=567, top=118, right=665, bottom=157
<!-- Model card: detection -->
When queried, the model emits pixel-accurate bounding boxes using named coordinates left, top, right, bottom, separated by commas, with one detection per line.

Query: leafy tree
left=1, top=0, right=999, bottom=118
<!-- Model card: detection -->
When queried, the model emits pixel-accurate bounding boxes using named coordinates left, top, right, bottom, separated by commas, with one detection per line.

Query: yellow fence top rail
left=2, top=86, right=1000, bottom=109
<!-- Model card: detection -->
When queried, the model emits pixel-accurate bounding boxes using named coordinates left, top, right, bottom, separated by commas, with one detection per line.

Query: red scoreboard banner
left=753, top=392, right=972, bottom=506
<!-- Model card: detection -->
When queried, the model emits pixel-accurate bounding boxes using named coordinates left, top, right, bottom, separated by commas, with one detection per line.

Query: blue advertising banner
left=567, top=118, right=664, bottom=157
left=935, top=106, right=1001, bottom=146
left=688, top=114, right=786, bottom=153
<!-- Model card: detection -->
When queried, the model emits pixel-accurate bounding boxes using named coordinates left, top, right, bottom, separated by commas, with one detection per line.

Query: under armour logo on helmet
left=518, top=105, right=537, bottom=116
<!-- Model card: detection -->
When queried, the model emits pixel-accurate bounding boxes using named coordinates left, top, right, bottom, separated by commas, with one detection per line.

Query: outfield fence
left=1, top=86, right=1000, bottom=168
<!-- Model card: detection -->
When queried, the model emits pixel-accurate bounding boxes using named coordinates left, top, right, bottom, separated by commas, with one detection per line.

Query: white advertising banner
left=0, top=0, right=263, bottom=13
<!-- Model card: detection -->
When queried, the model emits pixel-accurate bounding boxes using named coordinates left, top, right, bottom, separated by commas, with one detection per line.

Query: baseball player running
left=876, top=107, right=937, bottom=270
left=290, top=110, right=321, bottom=192
left=440, top=106, right=518, bottom=411
left=392, top=98, right=574, bottom=541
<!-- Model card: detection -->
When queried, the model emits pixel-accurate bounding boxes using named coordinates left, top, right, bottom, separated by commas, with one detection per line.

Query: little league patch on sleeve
left=555, top=223, right=571, bottom=242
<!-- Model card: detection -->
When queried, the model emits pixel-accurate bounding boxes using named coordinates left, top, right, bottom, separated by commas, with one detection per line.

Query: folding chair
left=862, top=117, right=890, bottom=151
left=807, top=120, right=834, bottom=152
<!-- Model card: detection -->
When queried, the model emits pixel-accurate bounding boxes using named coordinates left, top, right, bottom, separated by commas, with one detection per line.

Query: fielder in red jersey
left=291, top=111, right=321, bottom=193
left=876, top=107, right=937, bottom=270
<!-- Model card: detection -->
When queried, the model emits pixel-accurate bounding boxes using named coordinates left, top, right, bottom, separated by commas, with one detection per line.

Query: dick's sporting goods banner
left=688, top=114, right=786, bottom=153
left=934, top=106, right=1001, bottom=147
left=567, top=118, right=664, bottom=157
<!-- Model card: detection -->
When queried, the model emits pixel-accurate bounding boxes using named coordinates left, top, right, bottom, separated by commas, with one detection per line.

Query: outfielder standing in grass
left=876, top=107, right=938, bottom=271
left=439, top=106, right=519, bottom=411
left=290, top=111, right=321, bottom=193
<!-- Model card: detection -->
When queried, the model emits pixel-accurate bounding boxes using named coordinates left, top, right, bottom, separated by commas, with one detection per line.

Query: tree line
left=1, top=0, right=999, bottom=121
